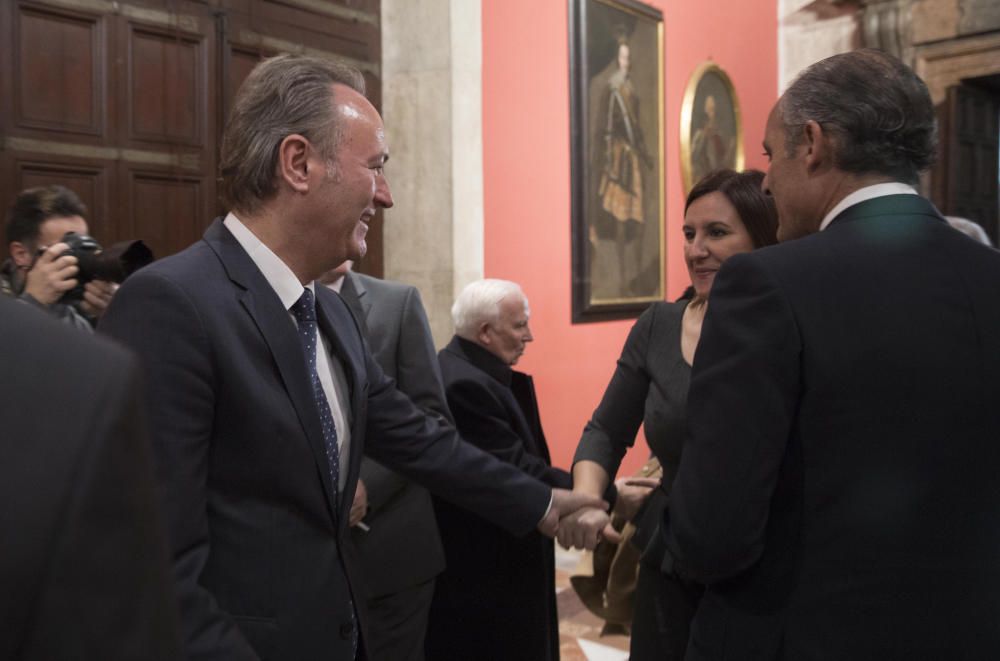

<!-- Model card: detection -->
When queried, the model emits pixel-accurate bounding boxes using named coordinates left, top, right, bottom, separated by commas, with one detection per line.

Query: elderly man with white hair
left=426, top=278, right=580, bottom=661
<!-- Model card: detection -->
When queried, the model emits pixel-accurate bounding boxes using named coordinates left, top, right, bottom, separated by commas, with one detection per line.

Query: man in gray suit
left=322, top=262, right=448, bottom=661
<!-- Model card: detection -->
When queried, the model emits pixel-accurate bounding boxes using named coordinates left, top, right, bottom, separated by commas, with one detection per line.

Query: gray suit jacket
left=342, top=271, right=449, bottom=597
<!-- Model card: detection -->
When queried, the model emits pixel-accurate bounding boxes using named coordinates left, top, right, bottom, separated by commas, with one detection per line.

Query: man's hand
left=612, top=476, right=659, bottom=521
left=557, top=506, right=617, bottom=550
left=23, top=243, right=77, bottom=306
left=80, top=280, right=118, bottom=319
left=349, top=479, right=368, bottom=527
left=536, top=489, right=607, bottom=538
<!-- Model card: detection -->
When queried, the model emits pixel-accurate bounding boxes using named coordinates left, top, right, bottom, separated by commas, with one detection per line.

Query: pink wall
left=482, top=0, right=777, bottom=475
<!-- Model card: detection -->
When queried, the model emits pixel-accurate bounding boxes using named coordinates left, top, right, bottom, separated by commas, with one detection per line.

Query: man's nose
left=376, top=175, right=394, bottom=209
left=523, top=325, right=534, bottom=342
left=761, top=172, right=772, bottom=197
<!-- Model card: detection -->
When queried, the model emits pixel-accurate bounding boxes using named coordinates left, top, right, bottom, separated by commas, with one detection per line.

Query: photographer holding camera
left=3, top=186, right=126, bottom=331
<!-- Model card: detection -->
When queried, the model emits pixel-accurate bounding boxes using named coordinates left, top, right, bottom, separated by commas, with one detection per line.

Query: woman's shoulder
left=642, top=299, right=688, bottom=327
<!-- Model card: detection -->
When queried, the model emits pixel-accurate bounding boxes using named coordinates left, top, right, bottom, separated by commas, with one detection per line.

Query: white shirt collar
left=223, top=213, right=314, bottom=309
left=819, top=182, right=918, bottom=231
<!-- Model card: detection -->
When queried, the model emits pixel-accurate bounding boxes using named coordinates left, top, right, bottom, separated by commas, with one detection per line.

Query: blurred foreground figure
left=665, top=49, right=1000, bottom=660
left=0, top=295, right=180, bottom=660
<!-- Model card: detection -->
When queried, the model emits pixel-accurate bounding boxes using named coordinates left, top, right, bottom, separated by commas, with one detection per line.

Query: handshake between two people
left=549, top=477, right=661, bottom=551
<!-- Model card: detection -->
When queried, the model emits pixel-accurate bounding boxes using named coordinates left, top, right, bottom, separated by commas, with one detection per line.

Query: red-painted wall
left=482, top=0, right=777, bottom=476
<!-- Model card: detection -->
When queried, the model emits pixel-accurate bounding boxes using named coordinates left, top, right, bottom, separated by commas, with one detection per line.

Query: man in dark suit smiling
left=665, top=49, right=1000, bottom=660
left=101, top=54, right=602, bottom=661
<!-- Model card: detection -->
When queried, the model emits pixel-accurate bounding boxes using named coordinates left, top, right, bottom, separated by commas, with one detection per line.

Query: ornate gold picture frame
left=679, top=61, right=744, bottom=194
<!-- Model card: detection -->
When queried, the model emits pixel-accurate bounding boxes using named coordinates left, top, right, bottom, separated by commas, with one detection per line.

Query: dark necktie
left=289, top=289, right=358, bottom=656
left=289, top=288, right=341, bottom=506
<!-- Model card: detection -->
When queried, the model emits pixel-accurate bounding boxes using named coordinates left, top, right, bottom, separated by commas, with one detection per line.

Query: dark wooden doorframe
left=934, top=77, right=1000, bottom=245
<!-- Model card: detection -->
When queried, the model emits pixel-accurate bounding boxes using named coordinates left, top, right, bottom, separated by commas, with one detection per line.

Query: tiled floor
left=555, top=548, right=631, bottom=661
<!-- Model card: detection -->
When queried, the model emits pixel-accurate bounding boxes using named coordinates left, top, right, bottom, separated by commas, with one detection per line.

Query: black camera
left=55, top=232, right=154, bottom=303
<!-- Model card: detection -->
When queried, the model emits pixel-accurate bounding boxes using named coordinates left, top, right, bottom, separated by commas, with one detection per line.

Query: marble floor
left=555, top=548, right=631, bottom=661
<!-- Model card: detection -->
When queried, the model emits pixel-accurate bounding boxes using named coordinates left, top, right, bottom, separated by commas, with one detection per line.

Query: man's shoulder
left=351, top=272, right=418, bottom=302
left=127, top=237, right=215, bottom=284
left=438, top=338, right=501, bottom=385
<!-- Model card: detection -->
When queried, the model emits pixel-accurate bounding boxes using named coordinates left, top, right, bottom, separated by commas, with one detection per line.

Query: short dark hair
left=6, top=185, right=88, bottom=247
left=781, top=48, right=936, bottom=184
left=685, top=169, right=778, bottom=249
left=219, top=54, right=366, bottom=214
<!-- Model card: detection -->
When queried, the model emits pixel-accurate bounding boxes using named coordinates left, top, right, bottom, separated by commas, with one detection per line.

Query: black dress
left=574, top=301, right=703, bottom=660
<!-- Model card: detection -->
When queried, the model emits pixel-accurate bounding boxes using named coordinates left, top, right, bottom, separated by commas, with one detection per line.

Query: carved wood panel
left=12, top=2, right=106, bottom=139
left=126, top=167, right=204, bottom=258
left=128, top=26, right=206, bottom=146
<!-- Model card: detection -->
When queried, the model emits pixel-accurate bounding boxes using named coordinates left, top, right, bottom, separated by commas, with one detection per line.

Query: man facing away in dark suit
left=99, top=54, right=604, bottom=661
left=322, top=261, right=450, bottom=661
left=427, top=279, right=576, bottom=661
left=664, top=49, right=1000, bottom=660
left=0, top=295, right=181, bottom=660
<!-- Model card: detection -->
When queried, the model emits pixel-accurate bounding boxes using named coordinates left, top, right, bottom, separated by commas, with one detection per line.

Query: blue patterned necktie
left=289, top=288, right=358, bottom=656
left=289, top=288, right=342, bottom=507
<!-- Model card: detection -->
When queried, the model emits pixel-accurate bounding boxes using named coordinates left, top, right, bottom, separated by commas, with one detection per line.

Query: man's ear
left=277, top=134, right=312, bottom=193
left=802, top=120, right=832, bottom=175
left=477, top=321, right=493, bottom=346
left=8, top=241, right=33, bottom=269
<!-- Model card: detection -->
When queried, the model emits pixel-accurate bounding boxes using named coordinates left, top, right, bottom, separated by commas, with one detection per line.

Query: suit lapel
left=340, top=272, right=371, bottom=338
left=203, top=220, right=340, bottom=524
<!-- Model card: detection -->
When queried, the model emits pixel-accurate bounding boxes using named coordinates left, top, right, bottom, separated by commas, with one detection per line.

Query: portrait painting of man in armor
left=570, top=0, right=664, bottom=321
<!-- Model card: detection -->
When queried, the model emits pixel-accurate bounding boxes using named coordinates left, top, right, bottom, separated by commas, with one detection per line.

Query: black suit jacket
left=0, top=296, right=181, bottom=660
left=341, top=271, right=449, bottom=597
left=428, top=336, right=571, bottom=661
left=666, top=195, right=1000, bottom=660
left=100, top=220, right=551, bottom=661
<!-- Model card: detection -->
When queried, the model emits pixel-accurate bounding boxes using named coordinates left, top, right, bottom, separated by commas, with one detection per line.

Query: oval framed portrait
left=679, top=61, right=744, bottom=194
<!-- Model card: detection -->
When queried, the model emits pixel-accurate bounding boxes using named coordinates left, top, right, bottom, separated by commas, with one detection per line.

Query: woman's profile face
left=617, top=44, right=630, bottom=73
left=682, top=191, right=755, bottom=299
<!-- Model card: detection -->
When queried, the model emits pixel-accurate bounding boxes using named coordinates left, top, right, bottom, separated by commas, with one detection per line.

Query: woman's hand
left=612, top=476, right=660, bottom=521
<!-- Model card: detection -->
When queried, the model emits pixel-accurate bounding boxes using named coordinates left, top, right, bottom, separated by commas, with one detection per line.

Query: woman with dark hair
left=564, top=169, right=778, bottom=660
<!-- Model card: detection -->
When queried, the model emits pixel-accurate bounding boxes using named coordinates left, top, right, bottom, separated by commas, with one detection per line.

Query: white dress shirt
left=224, top=213, right=353, bottom=494
left=819, top=182, right=919, bottom=231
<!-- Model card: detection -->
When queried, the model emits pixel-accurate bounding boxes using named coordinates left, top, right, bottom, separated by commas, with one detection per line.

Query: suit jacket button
left=339, top=622, right=354, bottom=640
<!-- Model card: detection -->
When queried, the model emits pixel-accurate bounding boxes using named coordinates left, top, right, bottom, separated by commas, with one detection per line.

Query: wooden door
left=936, top=82, right=1000, bottom=244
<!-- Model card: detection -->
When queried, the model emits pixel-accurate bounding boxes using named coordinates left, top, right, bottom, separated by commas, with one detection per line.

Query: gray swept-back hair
left=219, top=54, right=366, bottom=213
left=452, top=279, right=528, bottom=340
left=780, top=49, right=936, bottom=184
